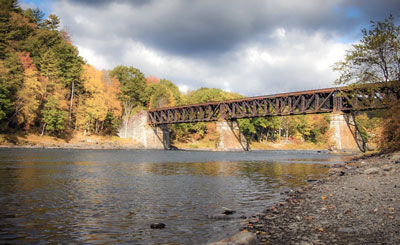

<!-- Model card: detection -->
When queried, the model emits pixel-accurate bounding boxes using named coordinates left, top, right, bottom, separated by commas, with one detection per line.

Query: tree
left=44, top=14, right=60, bottom=31
left=0, top=61, right=13, bottom=121
left=77, top=65, right=121, bottom=135
left=53, top=40, right=83, bottom=128
left=14, top=65, right=43, bottom=130
left=24, top=8, right=45, bottom=27
left=110, top=66, right=146, bottom=138
left=41, top=95, right=67, bottom=135
left=334, top=15, right=400, bottom=150
left=334, top=15, right=400, bottom=85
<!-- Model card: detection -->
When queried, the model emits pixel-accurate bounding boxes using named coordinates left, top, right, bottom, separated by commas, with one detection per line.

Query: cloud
left=50, top=0, right=400, bottom=96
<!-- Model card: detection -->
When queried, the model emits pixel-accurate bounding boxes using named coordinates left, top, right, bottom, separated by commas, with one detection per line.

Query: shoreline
left=0, top=133, right=335, bottom=152
left=0, top=144, right=346, bottom=155
left=237, top=151, right=400, bottom=244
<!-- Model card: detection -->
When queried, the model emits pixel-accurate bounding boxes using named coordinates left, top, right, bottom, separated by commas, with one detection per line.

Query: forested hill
left=1, top=0, right=390, bottom=150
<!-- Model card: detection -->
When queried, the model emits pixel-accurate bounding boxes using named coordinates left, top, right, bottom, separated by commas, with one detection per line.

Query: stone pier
left=216, top=120, right=249, bottom=151
left=119, top=110, right=170, bottom=150
left=329, top=112, right=358, bottom=151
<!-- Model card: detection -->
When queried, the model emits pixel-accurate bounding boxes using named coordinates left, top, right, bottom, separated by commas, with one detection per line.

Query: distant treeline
left=1, top=1, right=398, bottom=150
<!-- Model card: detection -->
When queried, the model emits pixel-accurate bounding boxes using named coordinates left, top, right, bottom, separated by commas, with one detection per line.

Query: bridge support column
left=119, top=110, right=170, bottom=150
left=329, top=112, right=358, bottom=152
left=216, top=120, right=249, bottom=151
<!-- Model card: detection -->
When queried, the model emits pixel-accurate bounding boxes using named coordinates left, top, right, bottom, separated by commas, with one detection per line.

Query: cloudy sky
left=21, top=0, right=400, bottom=96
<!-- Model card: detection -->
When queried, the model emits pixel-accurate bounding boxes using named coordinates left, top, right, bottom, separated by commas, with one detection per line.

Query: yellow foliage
left=15, top=68, right=43, bottom=129
left=105, top=77, right=122, bottom=118
left=81, top=65, right=104, bottom=94
left=76, top=65, right=122, bottom=133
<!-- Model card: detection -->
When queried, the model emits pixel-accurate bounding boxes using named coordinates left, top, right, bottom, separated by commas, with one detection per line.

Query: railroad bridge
left=124, top=82, right=399, bottom=151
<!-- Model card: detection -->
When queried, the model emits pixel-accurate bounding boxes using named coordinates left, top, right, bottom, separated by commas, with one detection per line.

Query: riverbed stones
left=242, top=152, right=400, bottom=244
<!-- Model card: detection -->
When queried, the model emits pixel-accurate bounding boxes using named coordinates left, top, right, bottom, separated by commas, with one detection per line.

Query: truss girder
left=148, top=83, right=399, bottom=125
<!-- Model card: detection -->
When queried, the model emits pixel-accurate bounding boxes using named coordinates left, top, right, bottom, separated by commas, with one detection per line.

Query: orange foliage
left=17, top=52, right=36, bottom=71
left=146, top=75, right=160, bottom=84
left=380, top=103, right=400, bottom=151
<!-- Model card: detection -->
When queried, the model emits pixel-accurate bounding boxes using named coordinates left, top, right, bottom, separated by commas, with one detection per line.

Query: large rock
left=364, top=167, right=381, bottom=175
left=208, top=231, right=256, bottom=245
left=381, top=164, right=393, bottom=171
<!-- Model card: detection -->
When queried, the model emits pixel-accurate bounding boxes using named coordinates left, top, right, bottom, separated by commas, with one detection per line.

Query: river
left=0, top=148, right=346, bottom=244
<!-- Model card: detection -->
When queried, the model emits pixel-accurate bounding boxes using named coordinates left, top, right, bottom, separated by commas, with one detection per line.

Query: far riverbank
left=0, top=133, right=332, bottom=151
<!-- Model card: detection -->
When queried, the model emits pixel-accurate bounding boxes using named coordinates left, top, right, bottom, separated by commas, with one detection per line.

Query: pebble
left=338, top=227, right=354, bottom=233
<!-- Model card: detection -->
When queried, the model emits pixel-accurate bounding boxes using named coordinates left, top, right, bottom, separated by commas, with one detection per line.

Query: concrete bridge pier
left=120, top=111, right=170, bottom=150
left=329, top=112, right=359, bottom=152
left=216, top=120, right=249, bottom=151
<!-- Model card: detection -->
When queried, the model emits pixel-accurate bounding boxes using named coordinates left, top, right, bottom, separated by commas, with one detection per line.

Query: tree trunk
left=100, top=121, right=104, bottom=133
left=40, top=123, right=46, bottom=136
left=122, top=100, right=134, bottom=139
left=124, top=116, right=128, bottom=138
left=68, top=81, right=75, bottom=129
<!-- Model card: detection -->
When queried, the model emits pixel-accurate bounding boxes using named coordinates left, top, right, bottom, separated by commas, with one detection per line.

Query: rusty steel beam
left=148, top=82, right=400, bottom=125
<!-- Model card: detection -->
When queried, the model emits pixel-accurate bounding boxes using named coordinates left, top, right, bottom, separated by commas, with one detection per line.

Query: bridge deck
left=148, top=82, right=399, bottom=125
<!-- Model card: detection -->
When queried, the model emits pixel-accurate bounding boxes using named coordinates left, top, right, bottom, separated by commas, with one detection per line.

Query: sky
left=21, top=0, right=400, bottom=96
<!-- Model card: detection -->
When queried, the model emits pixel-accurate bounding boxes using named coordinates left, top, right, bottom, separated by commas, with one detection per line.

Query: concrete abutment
left=329, top=112, right=359, bottom=152
left=118, top=111, right=170, bottom=150
left=216, top=120, right=249, bottom=151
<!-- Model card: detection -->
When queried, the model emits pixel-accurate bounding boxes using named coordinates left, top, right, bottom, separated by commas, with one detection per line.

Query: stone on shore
left=381, top=164, right=392, bottom=171
left=208, top=231, right=256, bottom=245
left=364, top=167, right=381, bottom=175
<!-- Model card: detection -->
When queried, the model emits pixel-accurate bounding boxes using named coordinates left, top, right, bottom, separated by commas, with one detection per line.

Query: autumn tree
left=13, top=52, right=43, bottom=129
left=77, top=65, right=121, bottom=135
left=110, top=66, right=146, bottom=138
left=334, top=15, right=400, bottom=85
left=334, top=15, right=400, bottom=150
left=146, top=79, right=183, bottom=109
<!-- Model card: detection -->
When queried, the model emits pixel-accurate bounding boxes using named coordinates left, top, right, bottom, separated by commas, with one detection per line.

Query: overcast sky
left=21, top=0, right=400, bottom=96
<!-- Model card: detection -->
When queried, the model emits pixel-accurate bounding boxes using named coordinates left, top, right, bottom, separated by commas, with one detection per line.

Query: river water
left=0, top=148, right=346, bottom=244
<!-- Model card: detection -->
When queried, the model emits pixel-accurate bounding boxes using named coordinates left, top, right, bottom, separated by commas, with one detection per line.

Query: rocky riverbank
left=239, top=152, right=400, bottom=244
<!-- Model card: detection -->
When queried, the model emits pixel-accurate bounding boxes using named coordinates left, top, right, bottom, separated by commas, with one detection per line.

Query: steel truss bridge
left=148, top=82, right=400, bottom=125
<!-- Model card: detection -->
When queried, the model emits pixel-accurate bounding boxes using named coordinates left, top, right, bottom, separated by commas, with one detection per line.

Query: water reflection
left=0, top=149, right=344, bottom=244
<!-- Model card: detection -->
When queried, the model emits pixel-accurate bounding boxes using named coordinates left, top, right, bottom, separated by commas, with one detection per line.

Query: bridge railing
left=148, top=82, right=400, bottom=125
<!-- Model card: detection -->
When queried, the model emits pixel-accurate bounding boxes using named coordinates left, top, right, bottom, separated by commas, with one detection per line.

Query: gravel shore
left=243, top=152, right=400, bottom=244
